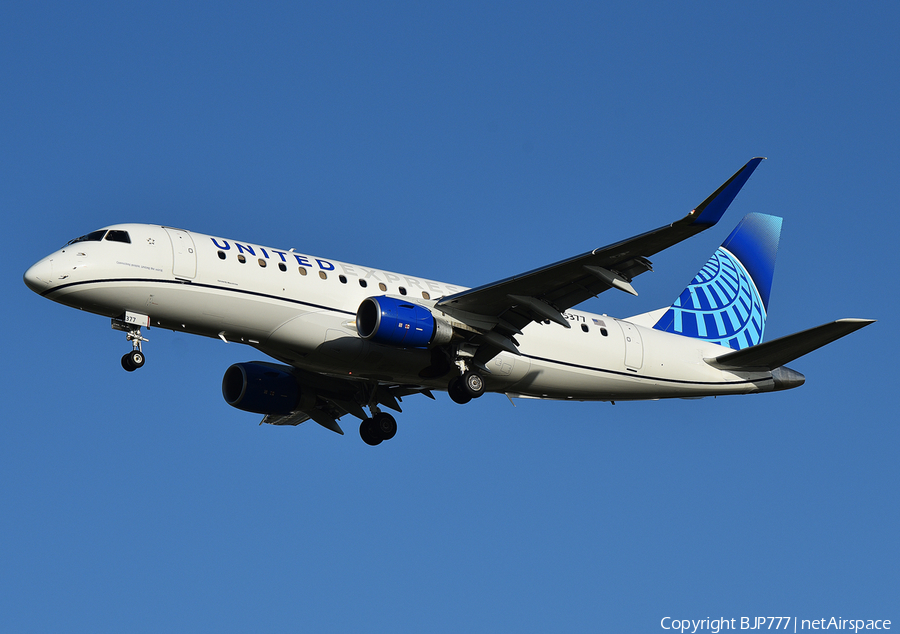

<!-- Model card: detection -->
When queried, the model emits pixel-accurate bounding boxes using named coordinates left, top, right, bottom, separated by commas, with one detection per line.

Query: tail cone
left=772, top=366, right=805, bottom=391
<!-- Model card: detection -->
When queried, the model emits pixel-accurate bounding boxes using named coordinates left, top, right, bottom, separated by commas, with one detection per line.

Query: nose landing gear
left=112, top=315, right=149, bottom=372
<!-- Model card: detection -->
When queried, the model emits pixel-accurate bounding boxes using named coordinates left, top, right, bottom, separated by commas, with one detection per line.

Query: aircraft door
left=164, top=228, right=197, bottom=280
left=619, top=320, right=644, bottom=370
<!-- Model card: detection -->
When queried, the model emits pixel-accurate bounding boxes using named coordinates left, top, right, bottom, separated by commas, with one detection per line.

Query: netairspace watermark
left=660, top=617, right=891, bottom=633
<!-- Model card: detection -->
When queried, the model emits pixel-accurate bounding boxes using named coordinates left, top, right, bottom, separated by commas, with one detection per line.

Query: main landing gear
left=448, top=369, right=485, bottom=405
left=359, top=412, right=397, bottom=446
left=112, top=317, right=149, bottom=372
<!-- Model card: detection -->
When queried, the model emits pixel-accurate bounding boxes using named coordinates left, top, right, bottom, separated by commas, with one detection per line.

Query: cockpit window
left=105, top=230, right=131, bottom=243
left=66, top=230, right=107, bottom=245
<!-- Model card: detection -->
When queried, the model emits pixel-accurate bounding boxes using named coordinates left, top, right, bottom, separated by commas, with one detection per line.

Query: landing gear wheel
left=121, top=350, right=145, bottom=372
left=448, top=378, right=472, bottom=405
left=360, top=419, right=383, bottom=446
left=461, top=370, right=485, bottom=398
left=373, top=412, right=397, bottom=440
left=129, top=350, right=145, bottom=369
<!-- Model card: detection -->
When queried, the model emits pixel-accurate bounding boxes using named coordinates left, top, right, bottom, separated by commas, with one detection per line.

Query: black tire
left=373, top=412, right=397, bottom=440
left=448, top=378, right=472, bottom=404
left=461, top=370, right=485, bottom=398
left=359, top=419, right=383, bottom=446
left=129, top=350, right=145, bottom=369
left=121, top=353, right=136, bottom=372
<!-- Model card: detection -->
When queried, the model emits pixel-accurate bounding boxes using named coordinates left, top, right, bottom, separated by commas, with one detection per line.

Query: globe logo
left=663, top=247, right=765, bottom=350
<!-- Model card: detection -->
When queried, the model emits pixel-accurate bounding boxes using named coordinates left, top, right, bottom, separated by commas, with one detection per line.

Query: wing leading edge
left=435, top=158, right=766, bottom=362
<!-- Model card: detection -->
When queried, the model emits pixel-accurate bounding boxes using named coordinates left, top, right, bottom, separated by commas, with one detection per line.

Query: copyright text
left=660, top=617, right=891, bottom=633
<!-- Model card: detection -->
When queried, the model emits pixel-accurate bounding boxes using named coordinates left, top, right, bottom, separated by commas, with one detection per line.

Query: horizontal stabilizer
left=706, top=318, right=875, bottom=370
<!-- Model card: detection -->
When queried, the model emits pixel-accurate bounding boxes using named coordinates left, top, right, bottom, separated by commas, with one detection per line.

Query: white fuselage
left=25, top=223, right=776, bottom=400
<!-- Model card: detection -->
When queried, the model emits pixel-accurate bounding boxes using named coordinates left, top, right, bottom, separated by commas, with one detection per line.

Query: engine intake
left=222, top=362, right=299, bottom=415
left=356, top=296, right=453, bottom=348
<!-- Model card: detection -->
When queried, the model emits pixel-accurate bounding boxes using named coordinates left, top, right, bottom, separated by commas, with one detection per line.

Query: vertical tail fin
left=653, top=213, right=783, bottom=350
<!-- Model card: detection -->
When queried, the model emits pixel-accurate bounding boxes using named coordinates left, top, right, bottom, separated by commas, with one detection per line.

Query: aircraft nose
left=24, top=258, right=53, bottom=293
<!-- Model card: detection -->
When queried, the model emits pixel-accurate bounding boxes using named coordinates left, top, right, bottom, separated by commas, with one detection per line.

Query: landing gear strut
left=113, top=317, right=149, bottom=372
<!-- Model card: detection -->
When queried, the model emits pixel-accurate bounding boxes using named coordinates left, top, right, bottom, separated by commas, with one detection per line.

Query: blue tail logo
left=653, top=213, right=782, bottom=350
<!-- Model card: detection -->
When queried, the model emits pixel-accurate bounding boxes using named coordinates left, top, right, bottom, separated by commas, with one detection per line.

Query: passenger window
left=298, top=267, right=307, bottom=276
left=595, top=318, right=609, bottom=337
left=581, top=324, right=589, bottom=333
left=422, top=291, right=430, bottom=300
left=339, top=275, right=347, bottom=284
left=359, top=279, right=368, bottom=288
left=238, top=255, right=246, bottom=264
left=379, top=283, right=387, bottom=292
left=319, top=271, right=327, bottom=280
left=258, top=259, right=266, bottom=267
left=105, top=230, right=131, bottom=243
left=278, top=263, right=286, bottom=272
left=399, top=287, right=407, bottom=295
left=217, top=251, right=226, bottom=260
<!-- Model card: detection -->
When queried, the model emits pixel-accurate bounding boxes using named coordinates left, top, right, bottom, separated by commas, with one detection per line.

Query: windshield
left=66, top=230, right=107, bottom=246
left=105, top=230, right=131, bottom=243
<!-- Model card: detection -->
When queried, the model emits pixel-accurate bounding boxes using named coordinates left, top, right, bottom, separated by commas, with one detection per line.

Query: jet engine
left=356, top=296, right=454, bottom=348
left=222, top=362, right=299, bottom=415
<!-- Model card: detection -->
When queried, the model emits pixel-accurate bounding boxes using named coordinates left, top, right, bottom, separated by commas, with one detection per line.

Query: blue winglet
left=690, top=157, right=765, bottom=227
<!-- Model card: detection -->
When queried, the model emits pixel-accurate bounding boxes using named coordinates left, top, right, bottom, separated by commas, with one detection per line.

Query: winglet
left=688, top=157, right=765, bottom=227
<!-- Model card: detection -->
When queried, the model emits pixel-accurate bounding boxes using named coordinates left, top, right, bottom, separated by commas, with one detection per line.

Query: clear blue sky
left=2, top=2, right=896, bottom=631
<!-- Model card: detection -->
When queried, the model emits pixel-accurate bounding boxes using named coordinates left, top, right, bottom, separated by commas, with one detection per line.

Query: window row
left=539, top=319, right=608, bottom=336
left=217, top=249, right=432, bottom=300
left=214, top=248, right=609, bottom=336
left=580, top=323, right=610, bottom=336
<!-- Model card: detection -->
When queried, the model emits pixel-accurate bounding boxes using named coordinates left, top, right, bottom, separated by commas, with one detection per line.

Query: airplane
left=23, top=158, right=874, bottom=446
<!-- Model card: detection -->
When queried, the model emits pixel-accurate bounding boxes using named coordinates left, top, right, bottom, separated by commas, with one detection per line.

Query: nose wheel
left=112, top=316, right=149, bottom=372
left=121, top=350, right=145, bottom=372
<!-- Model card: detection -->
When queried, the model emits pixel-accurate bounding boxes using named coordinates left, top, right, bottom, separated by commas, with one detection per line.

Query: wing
left=434, top=158, right=765, bottom=363
left=257, top=364, right=435, bottom=434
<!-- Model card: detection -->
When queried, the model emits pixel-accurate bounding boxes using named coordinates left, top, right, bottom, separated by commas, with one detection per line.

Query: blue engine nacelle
left=356, top=296, right=454, bottom=348
left=222, top=362, right=299, bottom=415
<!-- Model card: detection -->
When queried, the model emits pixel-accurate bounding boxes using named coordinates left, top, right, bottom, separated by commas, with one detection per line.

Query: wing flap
left=261, top=411, right=311, bottom=426
left=307, top=409, right=345, bottom=435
